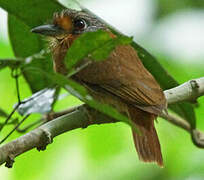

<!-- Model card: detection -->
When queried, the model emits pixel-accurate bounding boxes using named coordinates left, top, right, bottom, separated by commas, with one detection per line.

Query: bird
left=31, top=8, right=167, bottom=167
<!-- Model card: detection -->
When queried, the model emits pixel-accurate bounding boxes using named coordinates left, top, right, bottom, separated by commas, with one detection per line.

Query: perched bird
left=31, top=9, right=167, bottom=166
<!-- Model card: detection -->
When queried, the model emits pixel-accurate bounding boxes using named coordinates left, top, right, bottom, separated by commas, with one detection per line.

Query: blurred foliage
left=157, top=0, right=204, bottom=18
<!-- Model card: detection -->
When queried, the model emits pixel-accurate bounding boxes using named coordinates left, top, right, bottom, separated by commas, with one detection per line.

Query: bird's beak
left=31, top=24, right=66, bottom=36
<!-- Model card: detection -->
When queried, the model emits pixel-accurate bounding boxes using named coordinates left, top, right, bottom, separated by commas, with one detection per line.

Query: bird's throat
left=50, top=35, right=79, bottom=75
left=52, top=40, right=69, bottom=75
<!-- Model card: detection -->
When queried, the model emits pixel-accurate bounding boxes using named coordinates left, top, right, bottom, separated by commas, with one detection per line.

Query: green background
left=0, top=0, right=204, bottom=179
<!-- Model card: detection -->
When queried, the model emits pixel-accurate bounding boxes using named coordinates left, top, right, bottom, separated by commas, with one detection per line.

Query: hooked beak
left=31, top=24, right=66, bottom=36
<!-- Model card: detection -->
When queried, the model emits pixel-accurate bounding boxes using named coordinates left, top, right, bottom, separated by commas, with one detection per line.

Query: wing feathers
left=75, top=45, right=166, bottom=115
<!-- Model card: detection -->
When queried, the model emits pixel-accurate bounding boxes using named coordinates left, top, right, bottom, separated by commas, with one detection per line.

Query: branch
left=164, top=77, right=204, bottom=104
left=160, top=112, right=204, bottom=148
left=0, top=77, right=204, bottom=167
left=0, top=105, right=115, bottom=167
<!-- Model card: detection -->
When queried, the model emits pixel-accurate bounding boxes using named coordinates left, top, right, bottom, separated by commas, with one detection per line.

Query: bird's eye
left=74, top=19, right=87, bottom=30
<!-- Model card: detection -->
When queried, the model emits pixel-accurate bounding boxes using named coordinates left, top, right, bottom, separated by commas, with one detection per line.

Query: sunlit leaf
left=65, top=30, right=132, bottom=70
left=17, top=88, right=56, bottom=116
left=91, top=35, right=133, bottom=61
left=65, top=30, right=111, bottom=69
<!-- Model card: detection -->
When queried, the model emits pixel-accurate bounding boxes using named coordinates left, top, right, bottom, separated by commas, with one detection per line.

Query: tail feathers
left=129, top=107, right=163, bottom=167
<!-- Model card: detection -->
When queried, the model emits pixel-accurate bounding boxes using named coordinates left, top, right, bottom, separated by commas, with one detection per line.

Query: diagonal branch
left=0, top=105, right=115, bottom=167
left=164, top=77, right=204, bottom=104
left=0, top=77, right=204, bottom=167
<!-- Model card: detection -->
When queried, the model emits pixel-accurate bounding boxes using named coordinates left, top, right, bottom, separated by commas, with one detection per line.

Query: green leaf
left=0, top=0, right=63, bottom=27
left=65, top=30, right=132, bottom=70
left=65, top=30, right=111, bottom=69
left=8, top=15, right=54, bottom=92
left=91, top=35, right=133, bottom=61
left=8, top=15, right=42, bottom=57
left=0, top=0, right=64, bottom=92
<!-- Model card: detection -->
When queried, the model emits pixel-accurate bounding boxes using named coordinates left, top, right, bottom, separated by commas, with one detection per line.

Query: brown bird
left=31, top=9, right=167, bottom=166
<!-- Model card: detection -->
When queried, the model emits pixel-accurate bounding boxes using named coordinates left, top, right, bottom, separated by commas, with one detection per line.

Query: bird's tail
left=128, top=106, right=163, bottom=167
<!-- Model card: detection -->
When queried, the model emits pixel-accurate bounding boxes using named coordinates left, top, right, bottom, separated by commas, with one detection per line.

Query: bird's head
left=31, top=9, right=107, bottom=74
left=31, top=9, right=106, bottom=42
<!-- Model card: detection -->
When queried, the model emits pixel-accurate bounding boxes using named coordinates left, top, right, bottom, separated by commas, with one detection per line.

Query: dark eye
left=74, top=19, right=87, bottom=30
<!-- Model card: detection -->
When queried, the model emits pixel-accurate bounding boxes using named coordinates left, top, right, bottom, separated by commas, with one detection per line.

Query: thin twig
left=1, top=105, right=20, bottom=131
left=0, top=70, right=22, bottom=131
left=160, top=111, right=204, bottom=149
left=0, top=58, right=23, bottom=61
left=0, top=114, right=30, bottom=144
left=16, top=119, right=43, bottom=133
left=160, top=112, right=191, bottom=132
left=12, top=69, right=21, bottom=103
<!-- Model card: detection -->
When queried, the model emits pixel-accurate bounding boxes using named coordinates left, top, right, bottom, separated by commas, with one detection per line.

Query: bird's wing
left=75, top=45, right=166, bottom=114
